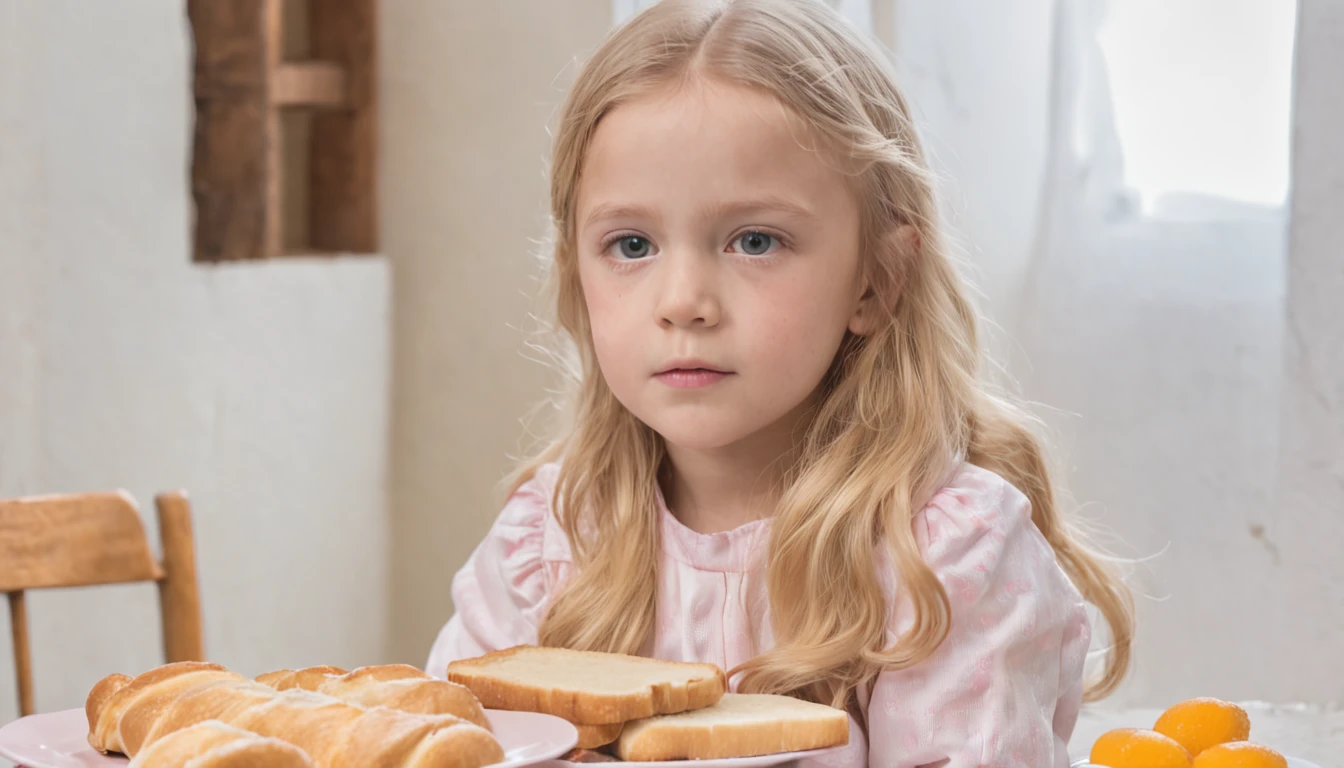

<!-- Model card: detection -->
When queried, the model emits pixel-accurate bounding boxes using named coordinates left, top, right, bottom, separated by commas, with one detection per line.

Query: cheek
left=579, top=268, right=640, bottom=370
left=744, top=274, right=855, bottom=376
left=579, top=265, right=615, bottom=332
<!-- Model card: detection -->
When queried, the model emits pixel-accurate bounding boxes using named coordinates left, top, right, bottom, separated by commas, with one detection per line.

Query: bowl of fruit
left=1075, top=698, right=1319, bottom=768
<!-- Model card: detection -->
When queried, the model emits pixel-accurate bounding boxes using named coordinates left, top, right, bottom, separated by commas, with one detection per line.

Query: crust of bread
left=127, top=720, right=314, bottom=768
left=446, top=646, right=725, bottom=725
left=329, top=706, right=503, bottom=768
left=339, top=664, right=427, bottom=684
left=614, top=693, right=850, bottom=761
left=88, top=663, right=239, bottom=755
left=141, top=678, right=278, bottom=751
left=86, top=673, right=132, bottom=750
left=254, top=666, right=347, bottom=691
left=255, top=665, right=488, bottom=729
left=88, top=663, right=227, bottom=751
left=574, top=721, right=623, bottom=749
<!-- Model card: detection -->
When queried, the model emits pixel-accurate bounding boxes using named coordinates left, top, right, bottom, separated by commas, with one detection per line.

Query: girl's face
left=575, top=78, right=872, bottom=454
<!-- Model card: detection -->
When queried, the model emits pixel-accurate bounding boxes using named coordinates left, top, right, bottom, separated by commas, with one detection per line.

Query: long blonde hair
left=514, top=0, right=1133, bottom=709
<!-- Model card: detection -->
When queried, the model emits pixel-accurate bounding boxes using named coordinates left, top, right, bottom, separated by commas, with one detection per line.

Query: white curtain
left=882, top=0, right=1298, bottom=705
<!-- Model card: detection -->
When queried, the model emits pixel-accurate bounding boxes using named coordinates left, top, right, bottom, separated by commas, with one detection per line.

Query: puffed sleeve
left=866, top=466, right=1092, bottom=768
left=425, top=473, right=558, bottom=678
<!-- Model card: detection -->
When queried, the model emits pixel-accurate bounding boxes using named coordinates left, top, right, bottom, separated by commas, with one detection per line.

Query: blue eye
left=615, top=236, right=652, bottom=260
left=736, top=231, right=774, bottom=256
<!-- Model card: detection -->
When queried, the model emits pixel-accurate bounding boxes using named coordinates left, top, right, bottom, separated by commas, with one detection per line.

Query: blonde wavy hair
left=511, top=0, right=1133, bottom=710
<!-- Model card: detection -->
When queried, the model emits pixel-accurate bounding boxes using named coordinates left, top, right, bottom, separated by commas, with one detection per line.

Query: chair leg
left=155, top=492, right=205, bottom=662
left=8, top=590, right=35, bottom=717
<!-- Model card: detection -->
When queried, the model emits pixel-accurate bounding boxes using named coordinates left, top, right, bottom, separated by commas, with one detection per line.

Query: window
left=1096, top=0, right=1296, bottom=214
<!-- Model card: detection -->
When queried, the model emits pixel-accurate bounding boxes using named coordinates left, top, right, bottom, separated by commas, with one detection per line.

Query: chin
left=641, top=412, right=763, bottom=452
left=655, top=428, right=747, bottom=452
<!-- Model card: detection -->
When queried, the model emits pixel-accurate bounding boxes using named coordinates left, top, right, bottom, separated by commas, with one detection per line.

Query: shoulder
left=916, top=462, right=1021, bottom=554
left=499, top=462, right=572, bottom=565
left=446, top=462, right=574, bottom=616
left=911, top=463, right=1081, bottom=606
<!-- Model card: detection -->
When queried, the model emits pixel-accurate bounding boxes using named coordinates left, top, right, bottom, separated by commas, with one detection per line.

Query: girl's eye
left=614, top=235, right=653, bottom=260
left=734, top=231, right=777, bottom=256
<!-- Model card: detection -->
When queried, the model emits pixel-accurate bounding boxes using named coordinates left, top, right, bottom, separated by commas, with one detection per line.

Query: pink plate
left=0, top=708, right=578, bottom=768
left=555, top=745, right=849, bottom=767
left=553, top=747, right=844, bottom=763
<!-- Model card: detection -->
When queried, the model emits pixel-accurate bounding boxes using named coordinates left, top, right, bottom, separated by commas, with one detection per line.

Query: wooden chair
left=0, top=490, right=204, bottom=717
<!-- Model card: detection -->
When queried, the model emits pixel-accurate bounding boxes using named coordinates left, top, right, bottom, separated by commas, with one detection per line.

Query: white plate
left=0, top=708, right=578, bottom=768
left=1072, top=759, right=1319, bottom=768
left=558, top=744, right=849, bottom=767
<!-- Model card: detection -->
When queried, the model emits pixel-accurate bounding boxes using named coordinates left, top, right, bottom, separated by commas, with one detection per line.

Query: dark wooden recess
left=188, top=0, right=377, bottom=262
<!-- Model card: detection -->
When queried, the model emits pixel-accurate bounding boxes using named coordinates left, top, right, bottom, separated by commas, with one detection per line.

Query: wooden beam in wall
left=187, top=0, right=377, bottom=262
left=310, top=0, right=378, bottom=255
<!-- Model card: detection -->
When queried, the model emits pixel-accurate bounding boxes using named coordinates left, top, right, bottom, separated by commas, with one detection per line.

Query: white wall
left=381, top=0, right=613, bottom=665
left=880, top=0, right=1057, bottom=326
left=0, top=0, right=391, bottom=727
left=1272, top=0, right=1344, bottom=703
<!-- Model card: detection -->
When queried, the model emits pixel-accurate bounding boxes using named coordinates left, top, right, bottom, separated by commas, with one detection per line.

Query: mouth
left=654, top=360, right=733, bottom=389
left=655, top=360, right=730, bottom=376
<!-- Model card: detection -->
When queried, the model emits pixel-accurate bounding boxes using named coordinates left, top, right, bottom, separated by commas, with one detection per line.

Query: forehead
left=577, top=78, right=855, bottom=221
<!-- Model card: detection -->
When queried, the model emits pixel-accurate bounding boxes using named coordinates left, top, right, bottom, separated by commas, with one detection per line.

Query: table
left=1070, top=703, right=1344, bottom=766
left=4, top=703, right=1341, bottom=767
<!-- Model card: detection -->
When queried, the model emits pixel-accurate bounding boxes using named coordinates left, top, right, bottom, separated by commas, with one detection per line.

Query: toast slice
left=445, top=646, right=725, bottom=725
left=614, top=693, right=849, bottom=761
left=574, top=721, right=623, bottom=749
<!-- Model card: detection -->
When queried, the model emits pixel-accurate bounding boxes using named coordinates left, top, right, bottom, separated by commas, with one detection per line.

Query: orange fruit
left=1191, top=741, right=1288, bottom=768
left=1090, top=728, right=1194, bottom=768
left=1155, top=698, right=1252, bottom=756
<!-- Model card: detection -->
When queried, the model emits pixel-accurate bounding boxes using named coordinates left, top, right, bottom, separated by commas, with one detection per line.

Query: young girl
left=428, top=0, right=1133, bottom=765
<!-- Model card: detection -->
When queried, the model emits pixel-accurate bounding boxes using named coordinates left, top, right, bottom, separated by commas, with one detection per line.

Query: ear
left=848, top=225, right=919, bottom=336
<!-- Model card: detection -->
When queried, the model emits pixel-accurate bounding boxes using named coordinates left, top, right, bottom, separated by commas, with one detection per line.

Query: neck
left=660, top=398, right=815, bottom=535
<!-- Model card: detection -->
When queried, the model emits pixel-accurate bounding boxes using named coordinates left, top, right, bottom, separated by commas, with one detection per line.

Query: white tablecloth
left=1071, top=702, right=1344, bottom=766
left=4, top=702, right=1340, bottom=768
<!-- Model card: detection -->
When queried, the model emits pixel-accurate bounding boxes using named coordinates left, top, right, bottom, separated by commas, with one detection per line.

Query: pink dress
left=427, top=462, right=1091, bottom=768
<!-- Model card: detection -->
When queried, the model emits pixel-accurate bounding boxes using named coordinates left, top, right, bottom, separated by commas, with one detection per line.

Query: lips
left=655, top=360, right=729, bottom=376
left=653, top=359, right=733, bottom=389
left=655, top=369, right=731, bottom=389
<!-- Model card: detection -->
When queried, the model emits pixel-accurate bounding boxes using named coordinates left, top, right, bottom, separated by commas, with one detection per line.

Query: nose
left=655, top=249, right=722, bottom=329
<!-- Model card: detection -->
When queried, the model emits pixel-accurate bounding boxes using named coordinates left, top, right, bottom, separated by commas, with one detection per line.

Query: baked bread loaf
left=127, top=720, right=315, bottom=768
left=86, top=662, right=504, bottom=768
left=446, top=646, right=725, bottom=725
left=255, top=664, right=489, bottom=729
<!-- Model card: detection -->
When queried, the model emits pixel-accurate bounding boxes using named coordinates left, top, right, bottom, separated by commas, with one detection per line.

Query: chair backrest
left=0, top=490, right=204, bottom=717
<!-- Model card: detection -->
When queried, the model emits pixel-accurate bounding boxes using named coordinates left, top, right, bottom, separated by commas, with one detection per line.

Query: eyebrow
left=582, top=196, right=817, bottom=230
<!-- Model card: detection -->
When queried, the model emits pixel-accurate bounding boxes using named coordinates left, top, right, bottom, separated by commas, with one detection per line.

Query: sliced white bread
left=574, top=721, right=624, bottom=749
left=614, top=693, right=850, bottom=761
left=445, top=646, right=725, bottom=725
